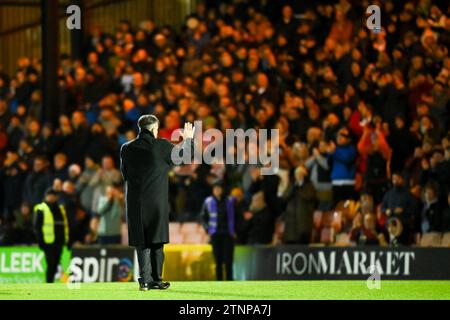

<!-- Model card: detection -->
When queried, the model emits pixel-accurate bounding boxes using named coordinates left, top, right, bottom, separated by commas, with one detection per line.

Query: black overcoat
left=120, top=129, right=191, bottom=246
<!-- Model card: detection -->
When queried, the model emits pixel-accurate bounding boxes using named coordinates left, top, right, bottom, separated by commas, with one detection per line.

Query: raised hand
left=182, top=122, right=195, bottom=140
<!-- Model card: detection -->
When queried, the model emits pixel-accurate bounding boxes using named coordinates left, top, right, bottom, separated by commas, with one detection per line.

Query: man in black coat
left=381, top=172, right=418, bottom=244
left=23, top=155, right=52, bottom=207
left=243, top=191, right=275, bottom=245
left=1, top=150, right=26, bottom=223
left=120, top=115, right=194, bottom=291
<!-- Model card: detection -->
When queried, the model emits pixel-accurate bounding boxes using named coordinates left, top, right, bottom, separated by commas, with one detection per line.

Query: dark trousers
left=2, top=206, right=17, bottom=223
left=98, top=235, right=121, bottom=245
left=135, top=243, right=164, bottom=284
left=332, top=185, right=356, bottom=206
left=42, top=244, right=63, bottom=283
left=364, top=180, right=388, bottom=205
left=211, top=233, right=234, bottom=281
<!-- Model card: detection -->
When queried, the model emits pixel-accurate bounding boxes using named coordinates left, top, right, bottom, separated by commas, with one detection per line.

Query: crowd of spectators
left=0, top=0, right=449, bottom=247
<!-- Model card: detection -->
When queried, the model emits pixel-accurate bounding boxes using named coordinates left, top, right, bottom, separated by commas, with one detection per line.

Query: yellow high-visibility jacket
left=33, top=202, right=69, bottom=245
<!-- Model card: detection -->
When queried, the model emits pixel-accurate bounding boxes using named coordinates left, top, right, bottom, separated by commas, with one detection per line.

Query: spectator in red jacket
left=349, top=100, right=374, bottom=138
left=357, top=120, right=391, bottom=204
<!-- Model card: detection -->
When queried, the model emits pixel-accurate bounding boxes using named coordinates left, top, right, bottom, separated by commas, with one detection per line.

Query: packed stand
left=0, top=0, right=449, bottom=247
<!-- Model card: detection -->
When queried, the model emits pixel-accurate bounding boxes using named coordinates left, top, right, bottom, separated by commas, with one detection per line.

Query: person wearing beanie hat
left=33, top=187, right=69, bottom=283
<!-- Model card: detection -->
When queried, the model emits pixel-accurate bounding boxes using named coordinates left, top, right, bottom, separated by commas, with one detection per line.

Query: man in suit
left=120, top=114, right=194, bottom=291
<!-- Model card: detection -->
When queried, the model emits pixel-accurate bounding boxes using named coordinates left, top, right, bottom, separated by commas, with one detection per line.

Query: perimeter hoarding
left=234, top=246, right=450, bottom=280
left=68, top=244, right=217, bottom=282
left=0, top=246, right=71, bottom=283
left=68, top=246, right=135, bottom=282
left=1, top=245, right=449, bottom=282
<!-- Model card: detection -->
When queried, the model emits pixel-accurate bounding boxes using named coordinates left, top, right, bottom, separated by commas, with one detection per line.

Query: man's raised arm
left=165, top=122, right=196, bottom=166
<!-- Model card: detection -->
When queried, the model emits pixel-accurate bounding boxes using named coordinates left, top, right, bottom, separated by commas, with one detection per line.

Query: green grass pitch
left=1, top=281, right=450, bottom=300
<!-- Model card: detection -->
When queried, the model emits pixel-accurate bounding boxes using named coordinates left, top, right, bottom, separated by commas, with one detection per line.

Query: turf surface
left=1, top=281, right=449, bottom=300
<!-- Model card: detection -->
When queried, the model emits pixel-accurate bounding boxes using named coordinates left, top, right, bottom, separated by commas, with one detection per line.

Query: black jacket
left=244, top=206, right=274, bottom=245
left=120, top=129, right=192, bottom=246
left=23, top=170, right=52, bottom=207
left=381, top=186, right=418, bottom=222
left=442, top=207, right=450, bottom=232
left=1, top=163, right=26, bottom=209
left=421, top=201, right=443, bottom=233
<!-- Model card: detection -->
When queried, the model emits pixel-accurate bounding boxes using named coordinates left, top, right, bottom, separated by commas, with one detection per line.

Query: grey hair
left=138, top=114, right=159, bottom=132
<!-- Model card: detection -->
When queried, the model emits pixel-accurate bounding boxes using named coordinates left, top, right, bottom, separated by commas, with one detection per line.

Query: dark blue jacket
left=330, top=144, right=357, bottom=182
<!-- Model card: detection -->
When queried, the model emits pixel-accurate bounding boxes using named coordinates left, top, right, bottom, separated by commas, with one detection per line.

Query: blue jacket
left=330, top=144, right=357, bottom=182
left=381, top=186, right=418, bottom=222
left=202, top=196, right=235, bottom=236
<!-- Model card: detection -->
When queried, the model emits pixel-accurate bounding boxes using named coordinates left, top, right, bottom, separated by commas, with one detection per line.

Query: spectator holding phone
left=357, top=118, right=391, bottom=204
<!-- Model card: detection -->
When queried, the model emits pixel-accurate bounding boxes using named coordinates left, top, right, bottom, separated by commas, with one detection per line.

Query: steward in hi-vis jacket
left=34, top=188, right=69, bottom=283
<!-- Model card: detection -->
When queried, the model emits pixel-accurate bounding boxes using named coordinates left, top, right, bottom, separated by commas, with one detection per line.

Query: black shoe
left=138, top=278, right=150, bottom=291
left=149, top=281, right=170, bottom=290
left=139, top=282, right=150, bottom=291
